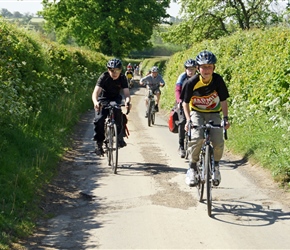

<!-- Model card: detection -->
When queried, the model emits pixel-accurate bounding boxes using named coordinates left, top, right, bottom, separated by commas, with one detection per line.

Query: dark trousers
left=93, top=107, right=123, bottom=143
left=177, top=105, right=186, bottom=148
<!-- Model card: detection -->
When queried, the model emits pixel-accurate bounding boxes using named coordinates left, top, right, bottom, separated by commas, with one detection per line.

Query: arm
left=221, top=100, right=230, bottom=129
left=123, top=88, right=131, bottom=111
left=139, top=76, right=146, bottom=86
left=159, top=75, right=165, bottom=87
left=92, top=85, right=102, bottom=112
left=175, top=73, right=186, bottom=102
left=182, top=102, right=191, bottom=132
left=175, top=85, right=182, bottom=103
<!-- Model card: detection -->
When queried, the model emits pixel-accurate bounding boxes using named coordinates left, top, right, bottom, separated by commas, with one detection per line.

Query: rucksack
left=168, top=107, right=179, bottom=133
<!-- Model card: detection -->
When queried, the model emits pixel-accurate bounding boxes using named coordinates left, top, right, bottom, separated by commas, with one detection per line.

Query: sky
left=0, top=0, right=181, bottom=17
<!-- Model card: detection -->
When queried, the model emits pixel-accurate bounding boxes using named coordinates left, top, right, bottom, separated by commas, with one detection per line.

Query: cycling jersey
left=125, top=71, right=134, bottom=79
left=140, top=74, right=165, bottom=90
left=181, top=73, right=229, bottom=113
left=96, top=72, right=128, bottom=102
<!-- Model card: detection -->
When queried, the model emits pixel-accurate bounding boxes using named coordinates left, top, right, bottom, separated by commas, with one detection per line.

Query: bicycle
left=188, top=120, right=227, bottom=217
left=146, top=87, right=156, bottom=127
left=101, top=101, right=129, bottom=174
left=127, top=75, right=134, bottom=89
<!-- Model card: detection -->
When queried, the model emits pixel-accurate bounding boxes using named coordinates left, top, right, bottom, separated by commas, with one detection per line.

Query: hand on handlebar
left=94, top=101, right=102, bottom=112
left=125, top=102, right=131, bottom=115
left=184, top=119, right=191, bottom=132
left=221, top=118, right=230, bottom=130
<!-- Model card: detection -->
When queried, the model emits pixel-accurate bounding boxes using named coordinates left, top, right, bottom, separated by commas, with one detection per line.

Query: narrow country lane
left=22, top=82, right=290, bottom=250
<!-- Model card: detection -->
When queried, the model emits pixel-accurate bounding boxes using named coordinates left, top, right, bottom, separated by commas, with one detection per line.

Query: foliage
left=162, top=0, right=286, bottom=46
left=162, top=26, right=290, bottom=185
left=40, top=0, right=171, bottom=57
left=139, top=57, right=168, bottom=77
left=0, top=19, right=107, bottom=247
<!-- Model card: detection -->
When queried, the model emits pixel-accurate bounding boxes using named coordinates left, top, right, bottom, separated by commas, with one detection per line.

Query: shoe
left=178, top=146, right=185, bottom=158
left=95, top=143, right=105, bottom=156
left=185, top=167, right=198, bottom=187
left=118, top=138, right=127, bottom=148
left=145, top=112, right=148, bottom=118
left=155, top=104, right=159, bottom=112
left=213, top=163, right=221, bottom=186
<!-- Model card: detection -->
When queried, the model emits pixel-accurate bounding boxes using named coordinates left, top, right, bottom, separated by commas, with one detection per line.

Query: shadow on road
left=212, top=200, right=290, bottom=226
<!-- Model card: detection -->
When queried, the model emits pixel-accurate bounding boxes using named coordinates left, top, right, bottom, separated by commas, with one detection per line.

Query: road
left=22, top=83, right=290, bottom=249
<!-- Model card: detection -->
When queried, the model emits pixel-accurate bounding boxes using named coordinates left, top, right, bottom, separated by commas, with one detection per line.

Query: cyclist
left=181, top=51, right=230, bottom=187
left=125, top=65, right=134, bottom=88
left=175, top=59, right=197, bottom=158
left=139, top=66, right=165, bottom=117
left=92, top=58, right=131, bottom=156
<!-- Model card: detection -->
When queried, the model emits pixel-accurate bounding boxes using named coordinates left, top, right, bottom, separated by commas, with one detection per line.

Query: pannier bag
left=168, top=107, right=179, bottom=133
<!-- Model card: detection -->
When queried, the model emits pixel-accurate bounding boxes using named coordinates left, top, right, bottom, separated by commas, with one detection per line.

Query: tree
left=0, top=8, right=13, bottom=18
left=13, top=11, right=23, bottom=18
left=40, top=0, right=170, bottom=57
left=162, top=0, right=285, bottom=46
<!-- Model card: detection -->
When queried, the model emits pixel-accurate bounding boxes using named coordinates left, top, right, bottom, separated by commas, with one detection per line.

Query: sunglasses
left=108, top=68, right=122, bottom=73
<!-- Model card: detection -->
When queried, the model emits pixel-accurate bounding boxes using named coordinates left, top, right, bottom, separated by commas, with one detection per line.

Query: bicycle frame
left=103, top=101, right=121, bottom=174
left=147, top=88, right=155, bottom=127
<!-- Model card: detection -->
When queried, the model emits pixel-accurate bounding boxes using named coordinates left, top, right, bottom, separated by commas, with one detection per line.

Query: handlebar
left=187, top=120, right=228, bottom=141
left=98, top=101, right=131, bottom=115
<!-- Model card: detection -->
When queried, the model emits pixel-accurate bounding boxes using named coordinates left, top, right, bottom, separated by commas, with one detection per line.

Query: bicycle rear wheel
left=110, top=124, right=118, bottom=174
left=205, top=145, right=213, bottom=217
left=197, top=158, right=205, bottom=202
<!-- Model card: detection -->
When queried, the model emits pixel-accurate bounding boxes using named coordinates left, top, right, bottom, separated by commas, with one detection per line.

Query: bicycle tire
left=151, top=103, right=155, bottom=125
left=105, top=125, right=112, bottom=166
left=111, top=124, right=118, bottom=174
left=205, top=145, right=213, bottom=217
left=147, top=101, right=153, bottom=127
left=197, top=157, right=205, bottom=202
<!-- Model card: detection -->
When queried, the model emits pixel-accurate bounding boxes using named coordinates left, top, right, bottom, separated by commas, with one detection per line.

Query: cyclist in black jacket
left=92, top=58, right=131, bottom=156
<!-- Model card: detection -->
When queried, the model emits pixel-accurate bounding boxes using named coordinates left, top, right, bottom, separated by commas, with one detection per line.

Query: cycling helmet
left=195, top=51, right=217, bottom=65
left=151, top=66, right=159, bottom=72
left=184, top=59, right=197, bottom=68
left=107, top=58, right=122, bottom=69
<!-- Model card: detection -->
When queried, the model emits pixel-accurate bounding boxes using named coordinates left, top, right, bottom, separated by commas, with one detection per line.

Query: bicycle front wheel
left=110, top=124, right=118, bottom=174
left=147, top=101, right=153, bottom=127
left=151, top=103, right=155, bottom=125
left=106, top=125, right=112, bottom=166
left=205, top=145, right=213, bottom=217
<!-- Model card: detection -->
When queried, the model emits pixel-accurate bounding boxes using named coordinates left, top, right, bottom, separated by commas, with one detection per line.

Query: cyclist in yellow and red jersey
left=125, top=64, right=134, bottom=88
left=181, top=51, right=230, bottom=187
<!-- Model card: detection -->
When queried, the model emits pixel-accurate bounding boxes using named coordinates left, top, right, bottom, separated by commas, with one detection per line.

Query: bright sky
left=0, top=0, right=181, bottom=17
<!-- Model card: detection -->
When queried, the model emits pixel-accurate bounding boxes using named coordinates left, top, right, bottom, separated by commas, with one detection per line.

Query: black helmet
left=196, top=51, right=217, bottom=65
left=151, top=66, right=159, bottom=72
left=184, top=59, right=197, bottom=68
left=107, top=58, right=122, bottom=69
